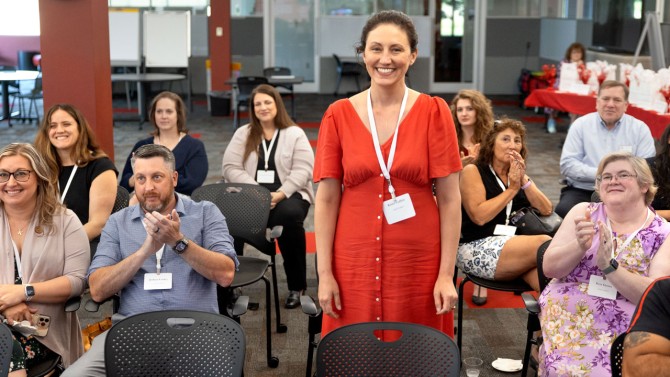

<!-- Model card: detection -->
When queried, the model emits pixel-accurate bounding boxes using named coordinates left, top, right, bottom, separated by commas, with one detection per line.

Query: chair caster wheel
left=268, top=357, right=279, bottom=368
left=277, top=323, right=288, bottom=333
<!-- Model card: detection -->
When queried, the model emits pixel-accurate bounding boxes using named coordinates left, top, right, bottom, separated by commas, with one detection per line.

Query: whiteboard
left=144, top=11, right=191, bottom=68
left=109, top=9, right=141, bottom=66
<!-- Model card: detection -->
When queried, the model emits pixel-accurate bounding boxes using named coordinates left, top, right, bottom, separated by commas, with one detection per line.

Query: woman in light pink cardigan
left=222, top=84, right=314, bottom=309
left=0, top=143, right=89, bottom=375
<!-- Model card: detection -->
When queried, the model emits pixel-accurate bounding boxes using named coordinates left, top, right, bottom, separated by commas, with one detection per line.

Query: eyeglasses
left=596, top=172, right=637, bottom=184
left=0, top=170, right=32, bottom=183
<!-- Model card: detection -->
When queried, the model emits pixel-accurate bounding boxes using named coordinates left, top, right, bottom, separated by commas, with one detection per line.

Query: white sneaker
left=547, top=118, right=557, bottom=134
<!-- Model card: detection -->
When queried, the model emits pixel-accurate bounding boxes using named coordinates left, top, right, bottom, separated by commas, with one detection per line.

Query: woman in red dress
left=313, top=10, right=462, bottom=337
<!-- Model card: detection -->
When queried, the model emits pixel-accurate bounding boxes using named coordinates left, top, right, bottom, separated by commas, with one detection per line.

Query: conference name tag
left=144, top=273, right=173, bottom=290
left=257, top=170, right=275, bottom=184
left=383, top=193, right=416, bottom=224
left=494, top=224, right=517, bottom=236
left=587, top=275, right=617, bottom=300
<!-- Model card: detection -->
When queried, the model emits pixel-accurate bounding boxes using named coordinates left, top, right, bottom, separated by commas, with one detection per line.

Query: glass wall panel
left=274, top=0, right=315, bottom=81
left=487, top=0, right=540, bottom=17
left=378, top=0, right=428, bottom=15
left=321, top=0, right=373, bottom=15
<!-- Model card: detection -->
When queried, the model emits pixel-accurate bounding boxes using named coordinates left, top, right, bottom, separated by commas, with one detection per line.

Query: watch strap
left=601, top=258, right=619, bottom=275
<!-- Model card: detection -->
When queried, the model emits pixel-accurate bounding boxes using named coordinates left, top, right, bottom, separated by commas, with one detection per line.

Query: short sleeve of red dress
left=426, top=96, right=462, bottom=178
left=313, top=101, right=344, bottom=182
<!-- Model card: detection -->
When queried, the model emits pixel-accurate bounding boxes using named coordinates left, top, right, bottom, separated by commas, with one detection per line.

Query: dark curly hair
left=476, top=117, right=528, bottom=166
left=356, top=10, right=418, bottom=54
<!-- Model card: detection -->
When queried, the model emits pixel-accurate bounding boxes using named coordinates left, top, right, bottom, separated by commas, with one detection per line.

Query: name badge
left=144, top=273, right=173, bottom=290
left=383, top=193, right=416, bottom=224
left=257, top=170, right=275, bottom=184
left=494, top=224, right=517, bottom=236
left=587, top=275, right=617, bottom=300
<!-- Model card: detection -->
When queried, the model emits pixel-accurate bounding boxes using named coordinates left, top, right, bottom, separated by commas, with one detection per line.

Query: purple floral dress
left=538, top=202, right=670, bottom=376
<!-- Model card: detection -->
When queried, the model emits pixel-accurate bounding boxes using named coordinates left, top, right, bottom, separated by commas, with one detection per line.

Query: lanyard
left=606, top=208, right=651, bottom=258
left=59, top=165, right=78, bottom=203
left=489, top=165, right=513, bottom=225
left=261, top=129, right=279, bottom=171
left=12, top=240, right=22, bottom=279
left=142, top=219, right=166, bottom=274
left=367, top=87, right=409, bottom=199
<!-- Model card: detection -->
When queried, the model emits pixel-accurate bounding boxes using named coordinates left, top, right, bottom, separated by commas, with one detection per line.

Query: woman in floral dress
left=539, top=152, right=670, bottom=376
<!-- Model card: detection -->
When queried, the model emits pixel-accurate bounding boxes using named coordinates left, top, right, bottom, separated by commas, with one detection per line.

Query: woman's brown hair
left=476, top=117, right=528, bottom=166
left=450, top=89, right=494, bottom=149
left=242, top=84, right=295, bottom=162
left=34, top=103, right=109, bottom=174
left=148, top=91, right=189, bottom=136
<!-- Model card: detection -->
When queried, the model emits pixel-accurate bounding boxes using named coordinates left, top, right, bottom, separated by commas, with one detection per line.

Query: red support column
left=38, top=0, right=114, bottom=159
left=209, top=0, right=232, bottom=91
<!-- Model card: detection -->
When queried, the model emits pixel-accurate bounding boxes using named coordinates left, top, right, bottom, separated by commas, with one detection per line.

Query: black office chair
left=332, top=54, right=362, bottom=96
left=520, top=239, right=552, bottom=377
left=316, top=321, right=460, bottom=377
left=192, top=183, right=286, bottom=368
left=300, top=295, right=322, bottom=377
left=0, top=324, right=12, bottom=377
left=105, top=310, right=245, bottom=377
left=11, top=72, right=42, bottom=124
left=263, top=67, right=295, bottom=119
left=610, top=332, right=626, bottom=377
left=234, top=76, right=269, bottom=128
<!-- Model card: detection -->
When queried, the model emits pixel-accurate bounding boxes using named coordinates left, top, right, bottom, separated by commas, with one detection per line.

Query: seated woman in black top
left=647, top=124, right=670, bottom=221
left=34, top=104, right=118, bottom=242
left=457, top=118, right=553, bottom=291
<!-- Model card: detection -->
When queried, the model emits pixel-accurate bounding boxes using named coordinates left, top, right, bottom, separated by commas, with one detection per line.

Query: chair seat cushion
left=231, top=256, right=271, bottom=288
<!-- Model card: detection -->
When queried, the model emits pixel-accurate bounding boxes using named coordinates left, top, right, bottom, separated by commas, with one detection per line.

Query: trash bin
left=209, top=91, right=231, bottom=116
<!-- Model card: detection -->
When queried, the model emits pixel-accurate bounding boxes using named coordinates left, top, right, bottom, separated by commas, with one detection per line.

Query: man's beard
left=140, top=192, right=170, bottom=213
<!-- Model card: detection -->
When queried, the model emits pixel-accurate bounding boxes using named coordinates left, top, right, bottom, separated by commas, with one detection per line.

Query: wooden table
left=524, top=88, right=670, bottom=138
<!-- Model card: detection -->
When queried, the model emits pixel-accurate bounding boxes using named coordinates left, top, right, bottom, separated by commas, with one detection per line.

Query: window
left=0, top=0, right=40, bottom=36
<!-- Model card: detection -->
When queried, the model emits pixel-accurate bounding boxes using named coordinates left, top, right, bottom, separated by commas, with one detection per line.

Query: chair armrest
left=522, top=292, right=539, bottom=314
left=84, top=298, right=103, bottom=312
left=65, top=296, right=81, bottom=312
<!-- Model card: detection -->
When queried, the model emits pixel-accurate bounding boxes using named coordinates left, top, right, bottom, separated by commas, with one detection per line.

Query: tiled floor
left=0, top=92, right=573, bottom=376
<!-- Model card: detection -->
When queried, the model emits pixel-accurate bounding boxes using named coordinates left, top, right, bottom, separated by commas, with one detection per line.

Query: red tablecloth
left=524, top=88, right=670, bottom=138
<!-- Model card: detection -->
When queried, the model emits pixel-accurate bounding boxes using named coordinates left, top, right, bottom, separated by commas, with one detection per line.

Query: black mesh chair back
left=191, top=183, right=285, bottom=368
left=192, top=183, right=273, bottom=254
left=105, top=310, right=245, bottom=377
left=332, top=54, right=362, bottom=96
left=234, top=76, right=269, bottom=128
left=0, top=324, right=12, bottom=377
left=316, top=322, right=460, bottom=377
left=112, top=186, right=130, bottom=214
left=610, top=332, right=626, bottom=377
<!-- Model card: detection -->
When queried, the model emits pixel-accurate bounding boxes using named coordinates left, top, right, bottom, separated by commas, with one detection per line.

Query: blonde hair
left=0, top=143, right=64, bottom=233
left=595, top=152, right=656, bottom=206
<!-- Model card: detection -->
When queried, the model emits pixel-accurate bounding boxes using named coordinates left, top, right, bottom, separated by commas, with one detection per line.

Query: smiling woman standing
left=314, top=10, right=462, bottom=337
left=222, top=84, right=314, bottom=309
left=34, top=104, right=118, bottom=243
left=120, top=91, right=208, bottom=198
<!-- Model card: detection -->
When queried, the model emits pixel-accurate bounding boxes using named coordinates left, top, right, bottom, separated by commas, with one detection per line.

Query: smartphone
left=32, top=314, right=51, bottom=337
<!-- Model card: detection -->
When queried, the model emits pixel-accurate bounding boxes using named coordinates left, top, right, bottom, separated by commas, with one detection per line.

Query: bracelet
left=521, top=179, right=532, bottom=190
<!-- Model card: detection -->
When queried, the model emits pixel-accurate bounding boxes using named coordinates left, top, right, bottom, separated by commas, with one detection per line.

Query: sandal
left=472, top=285, right=488, bottom=306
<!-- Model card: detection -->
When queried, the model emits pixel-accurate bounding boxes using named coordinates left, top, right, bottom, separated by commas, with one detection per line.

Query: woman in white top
left=222, top=84, right=314, bottom=309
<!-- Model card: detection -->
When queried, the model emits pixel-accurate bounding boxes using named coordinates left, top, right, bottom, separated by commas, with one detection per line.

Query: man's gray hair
left=130, top=144, right=176, bottom=172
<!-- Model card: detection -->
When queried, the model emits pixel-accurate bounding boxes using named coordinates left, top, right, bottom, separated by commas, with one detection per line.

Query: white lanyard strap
left=367, top=87, right=409, bottom=199
left=59, top=165, right=78, bottom=203
left=12, top=240, right=22, bottom=279
left=606, top=208, right=651, bottom=258
left=489, top=165, right=513, bottom=225
left=261, top=129, right=279, bottom=171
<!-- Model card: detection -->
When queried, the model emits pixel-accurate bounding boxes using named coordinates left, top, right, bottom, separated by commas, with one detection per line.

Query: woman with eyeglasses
left=457, top=118, right=553, bottom=293
left=34, top=104, right=118, bottom=245
left=539, top=152, right=670, bottom=376
left=0, top=143, right=90, bottom=375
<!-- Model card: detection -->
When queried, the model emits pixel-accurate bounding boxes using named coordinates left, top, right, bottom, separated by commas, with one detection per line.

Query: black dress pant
left=555, top=185, right=594, bottom=218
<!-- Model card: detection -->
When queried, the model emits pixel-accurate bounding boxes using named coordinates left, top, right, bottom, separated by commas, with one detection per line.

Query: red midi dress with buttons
left=314, top=94, right=461, bottom=337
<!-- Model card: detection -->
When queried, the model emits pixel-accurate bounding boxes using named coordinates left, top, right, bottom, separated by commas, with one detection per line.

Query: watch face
left=26, top=285, right=35, bottom=298
left=174, top=238, right=189, bottom=253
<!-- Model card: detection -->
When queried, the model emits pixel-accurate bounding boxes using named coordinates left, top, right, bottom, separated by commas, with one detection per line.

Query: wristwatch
left=601, top=258, right=619, bottom=275
left=25, top=284, right=35, bottom=302
left=173, top=237, right=190, bottom=255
